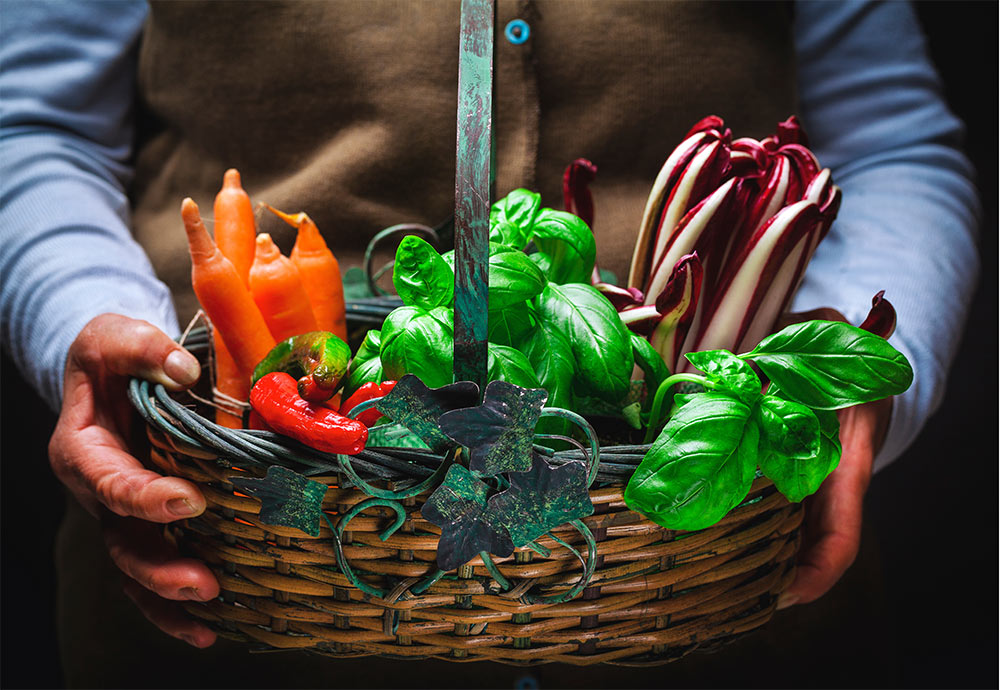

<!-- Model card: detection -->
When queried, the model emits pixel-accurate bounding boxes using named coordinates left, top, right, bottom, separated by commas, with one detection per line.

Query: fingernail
left=164, top=349, right=200, bottom=387
left=181, top=587, right=206, bottom=601
left=178, top=633, right=199, bottom=647
left=776, top=593, right=800, bottom=610
left=166, top=497, right=198, bottom=517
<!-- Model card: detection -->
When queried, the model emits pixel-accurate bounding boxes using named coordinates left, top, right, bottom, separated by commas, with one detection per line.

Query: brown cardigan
left=129, top=0, right=797, bottom=324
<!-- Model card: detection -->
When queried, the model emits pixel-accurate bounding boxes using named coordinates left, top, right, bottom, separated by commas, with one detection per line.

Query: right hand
left=48, top=313, right=220, bottom=647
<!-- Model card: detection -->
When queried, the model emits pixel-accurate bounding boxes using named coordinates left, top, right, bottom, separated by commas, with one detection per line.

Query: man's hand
left=774, top=307, right=893, bottom=608
left=48, top=313, right=220, bottom=647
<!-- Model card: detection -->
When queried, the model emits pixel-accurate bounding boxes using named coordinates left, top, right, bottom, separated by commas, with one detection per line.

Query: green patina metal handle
left=452, top=0, right=495, bottom=390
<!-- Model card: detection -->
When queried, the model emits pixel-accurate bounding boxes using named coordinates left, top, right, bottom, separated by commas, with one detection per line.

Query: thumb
left=71, top=313, right=201, bottom=391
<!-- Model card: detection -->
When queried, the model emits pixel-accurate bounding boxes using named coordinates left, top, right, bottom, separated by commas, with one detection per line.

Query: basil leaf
left=685, top=350, right=762, bottom=405
left=487, top=344, right=542, bottom=390
left=392, top=235, right=454, bottom=310
left=343, top=330, right=383, bottom=398
left=488, top=301, right=537, bottom=348
left=624, top=392, right=758, bottom=530
left=380, top=306, right=454, bottom=388
left=490, top=188, right=541, bottom=248
left=631, top=333, right=669, bottom=405
left=528, top=251, right=552, bottom=276
left=488, top=248, right=547, bottom=311
left=742, top=320, right=913, bottom=410
left=759, top=408, right=841, bottom=502
left=530, top=209, right=596, bottom=285
left=343, top=354, right=383, bottom=400
left=756, top=396, right=820, bottom=459
left=535, top=283, right=634, bottom=401
left=523, top=318, right=576, bottom=435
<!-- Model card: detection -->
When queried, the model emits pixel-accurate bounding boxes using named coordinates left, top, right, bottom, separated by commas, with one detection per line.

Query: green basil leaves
left=625, top=319, right=913, bottom=529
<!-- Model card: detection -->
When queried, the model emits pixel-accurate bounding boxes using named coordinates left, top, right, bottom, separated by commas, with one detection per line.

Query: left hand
left=774, top=307, right=893, bottom=608
left=777, top=397, right=892, bottom=608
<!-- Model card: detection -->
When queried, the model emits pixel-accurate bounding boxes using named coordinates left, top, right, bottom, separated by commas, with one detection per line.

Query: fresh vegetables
left=340, top=380, right=397, bottom=427
left=265, top=205, right=348, bottom=342
left=252, top=331, right=351, bottom=402
left=181, top=198, right=276, bottom=374
left=624, top=318, right=913, bottom=530
left=249, top=233, right=319, bottom=342
left=625, top=116, right=842, bottom=372
left=250, top=372, right=368, bottom=454
left=211, top=170, right=258, bottom=428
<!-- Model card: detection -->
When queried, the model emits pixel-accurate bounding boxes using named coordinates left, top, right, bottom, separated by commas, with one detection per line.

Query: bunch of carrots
left=180, top=169, right=347, bottom=428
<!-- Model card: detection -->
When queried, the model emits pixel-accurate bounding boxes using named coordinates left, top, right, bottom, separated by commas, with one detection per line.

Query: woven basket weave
left=129, top=325, right=802, bottom=666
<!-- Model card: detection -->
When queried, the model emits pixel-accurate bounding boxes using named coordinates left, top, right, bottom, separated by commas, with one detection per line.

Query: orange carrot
left=249, top=233, right=318, bottom=342
left=213, top=336, right=245, bottom=428
left=213, top=169, right=257, bottom=285
left=265, top=205, right=348, bottom=342
left=181, top=198, right=275, bottom=374
left=212, top=170, right=257, bottom=427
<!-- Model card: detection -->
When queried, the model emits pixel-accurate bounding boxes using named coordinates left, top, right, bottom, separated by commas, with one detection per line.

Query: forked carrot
left=181, top=198, right=275, bottom=374
left=249, top=233, right=318, bottom=342
left=212, top=170, right=257, bottom=427
left=265, top=204, right=348, bottom=341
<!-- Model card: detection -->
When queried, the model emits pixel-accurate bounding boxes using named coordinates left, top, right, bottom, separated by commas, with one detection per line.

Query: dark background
left=2, top=2, right=996, bottom=688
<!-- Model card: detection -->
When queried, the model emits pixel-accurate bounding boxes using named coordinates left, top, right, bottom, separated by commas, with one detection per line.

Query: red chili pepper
left=250, top=372, right=367, bottom=454
left=340, top=380, right=397, bottom=427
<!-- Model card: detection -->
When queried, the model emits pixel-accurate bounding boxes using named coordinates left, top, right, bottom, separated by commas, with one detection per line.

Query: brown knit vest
left=131, top=0, right=796, bottom=324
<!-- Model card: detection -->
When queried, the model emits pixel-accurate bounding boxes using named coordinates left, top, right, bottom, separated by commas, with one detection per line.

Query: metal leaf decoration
left=438, top=380, right=548, bottom=476
left=230, top=466, right=328, bottom=537
left=375, top=374, right=481, bottom=453
left=420, top=464, right=514, bottom=571
left=486, top=454, right=594, bottom=548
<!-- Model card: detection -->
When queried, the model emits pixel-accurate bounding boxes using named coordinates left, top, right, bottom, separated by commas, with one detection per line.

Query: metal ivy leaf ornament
left=230, top=466, right=328, bottom=537
left=438, top=380, right=548, bottom=476
left=486, top=454, right=594, bottom=548
left=375, top=374, right=480, bottom=453
left=420, top=464, right=514, bottom=571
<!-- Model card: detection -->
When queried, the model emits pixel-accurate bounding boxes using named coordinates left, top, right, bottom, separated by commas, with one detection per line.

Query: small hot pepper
left=250, top=372, right=368, bottom=454
left=340, top=380, right=397, bottom=427
left=252, top=331, right=351, bottom=402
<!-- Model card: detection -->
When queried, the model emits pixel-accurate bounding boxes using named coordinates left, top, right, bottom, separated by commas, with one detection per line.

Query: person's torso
left=131, top=0, right=797, bottom=324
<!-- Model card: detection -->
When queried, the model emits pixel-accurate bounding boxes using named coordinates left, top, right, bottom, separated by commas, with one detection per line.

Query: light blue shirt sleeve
left=0, top=0, right=178, bottom=411
left=790, top=0, right=981, bottom=471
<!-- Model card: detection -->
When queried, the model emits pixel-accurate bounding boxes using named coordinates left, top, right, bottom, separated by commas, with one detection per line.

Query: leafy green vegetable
left=624, top=392, right=758, bottom=530
left=631, top=333, right=669, bottom=406
left=490, top=188, right=541, bottom=248
left=488, top=300, right=537, bottom=348
left=343, top=330, right=383, bottom=398
left=685, top=350, right=762, bottom=406
left=742, top=320, right=913, bottom=410
left=755, top=396, right=820, bottom=459
left=530, top=209, right=596, bottom=285
left=534, top=283, right=633, bottom=401
left=487, top=247, right=547, bottom=311
left=392, top=235, right=454, bottom=310
left=380, top=306, right=454, bottom=388
left=758, top=407, right=841, bottom=502
left=487, top=343, right=542, bottom=389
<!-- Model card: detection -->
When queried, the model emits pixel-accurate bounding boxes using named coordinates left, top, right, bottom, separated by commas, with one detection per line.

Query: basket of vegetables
left=127, top=1, right=912, bottom=667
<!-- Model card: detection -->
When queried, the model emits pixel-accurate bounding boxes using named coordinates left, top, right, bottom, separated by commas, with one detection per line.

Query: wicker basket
left=128, top=324, right=801, bottom=666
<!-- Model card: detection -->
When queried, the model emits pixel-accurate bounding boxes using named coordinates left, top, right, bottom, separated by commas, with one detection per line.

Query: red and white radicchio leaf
left=687, top=200, right=821, bottom=359
left=649, top=253, right=703, bottom=372
left=859, top=291, right=897, bottom=339
left=563, top=158, right=598, bottom=230
left=595, top=283, right=644, bottom=311
left=628, top=132, right=729, bottom=290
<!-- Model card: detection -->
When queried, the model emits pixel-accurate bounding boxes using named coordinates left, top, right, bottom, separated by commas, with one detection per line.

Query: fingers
left=71, top=313, right=201, bottom=392
left=778, top=399, right=890, bottom=608
left=50, top=423, right=206, bottom=522
left=123, top=579, right=217, bottom=648
left=105, top=515, right=220, bottom=603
